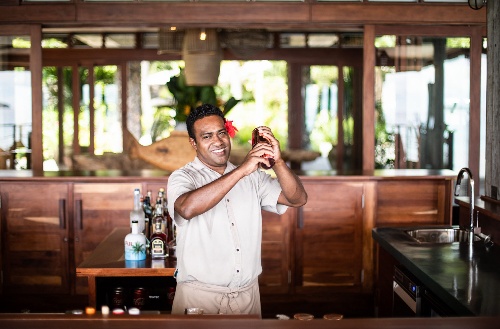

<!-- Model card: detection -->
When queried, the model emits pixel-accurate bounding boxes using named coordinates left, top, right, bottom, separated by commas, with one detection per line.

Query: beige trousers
left=171, top=279, right=261, bottom=317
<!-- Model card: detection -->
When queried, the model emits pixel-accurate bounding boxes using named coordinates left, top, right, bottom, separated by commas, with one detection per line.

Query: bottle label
left=125, top=235, right=146, bottom=260
left=151, top=238, right=166, bottom=257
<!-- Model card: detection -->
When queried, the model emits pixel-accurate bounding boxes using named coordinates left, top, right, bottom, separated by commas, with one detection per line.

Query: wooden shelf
left=76, top=227, right=176, bottom=307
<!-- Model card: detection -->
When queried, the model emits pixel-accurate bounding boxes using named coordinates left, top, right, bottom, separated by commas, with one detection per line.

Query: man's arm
left=273, top=158, right=308, bottom=207
left=256, top=127, right=308, bottom=207
left=173, top=168, right=244, bottom=220
left=174, top=145, right=269, bottom=219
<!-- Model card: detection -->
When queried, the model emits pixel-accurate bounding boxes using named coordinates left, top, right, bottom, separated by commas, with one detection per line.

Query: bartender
left=167, top=104, right=307, bottom=316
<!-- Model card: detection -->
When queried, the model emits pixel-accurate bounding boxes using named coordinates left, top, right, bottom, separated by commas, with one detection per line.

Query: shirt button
left=237, top=270, right=240, bottom=273
left=236, top=248, right=240, bottom=252
left=227, top=199, right=229, bottom=202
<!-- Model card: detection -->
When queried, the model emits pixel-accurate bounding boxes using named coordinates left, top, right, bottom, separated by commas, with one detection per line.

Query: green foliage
left=165, top=69, right=240, bottom=122
left=150, top=108, right=174, bottom=142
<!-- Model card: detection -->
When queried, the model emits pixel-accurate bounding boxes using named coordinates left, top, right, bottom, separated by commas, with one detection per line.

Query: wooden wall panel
left=376, top=180, right=452, bottom=226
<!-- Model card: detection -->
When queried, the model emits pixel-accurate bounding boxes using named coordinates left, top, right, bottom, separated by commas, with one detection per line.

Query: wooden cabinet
left=260, top=209, right=294, bottom=294
left=294, top=181, right=374, bottom=293
left=376, top=179, right=452, bottom=226
left=0, top=172, right=454, bottom=312
left=0, top=182, right=71, bottom=294
left=0, top=180, right=170, bottom=298
left=73, top=183, right=143, bottom=294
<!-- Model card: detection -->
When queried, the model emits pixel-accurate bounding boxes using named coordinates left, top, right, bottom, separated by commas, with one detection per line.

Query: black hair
left=186, top=103, right=225, bottom=140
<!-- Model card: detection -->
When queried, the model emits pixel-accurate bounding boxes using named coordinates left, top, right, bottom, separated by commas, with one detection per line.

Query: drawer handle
left=76, top=199, right=83, bottom=230
left=59, top=199, right=66, bottom=229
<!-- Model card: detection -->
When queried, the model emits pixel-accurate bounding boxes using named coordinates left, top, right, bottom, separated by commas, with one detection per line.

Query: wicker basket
left=158, top=28, right=184, bottom=54
left=182, top=28, right=222, bottom=86
left=183, top=28, right=219, bottom=54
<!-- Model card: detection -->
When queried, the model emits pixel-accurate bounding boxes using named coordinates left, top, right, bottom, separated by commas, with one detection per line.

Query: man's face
left=190, top=115, right=231, bottom=174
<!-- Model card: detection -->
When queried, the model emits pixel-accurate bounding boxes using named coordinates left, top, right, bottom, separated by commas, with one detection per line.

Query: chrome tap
left=454, top=168, right=477, bottom=244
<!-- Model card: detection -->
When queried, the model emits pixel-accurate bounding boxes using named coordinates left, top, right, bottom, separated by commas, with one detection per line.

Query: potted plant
left=166, top=69, right=240, bottom=124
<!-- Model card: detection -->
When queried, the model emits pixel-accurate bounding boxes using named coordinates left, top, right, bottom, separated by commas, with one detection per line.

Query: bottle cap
left=112, top=308, right=125, bottom=315
left=101, top=305, right=110, bottom=315
left=128, top=307, right=141, bottom=315
left=85, top=307, right=96, bottom=315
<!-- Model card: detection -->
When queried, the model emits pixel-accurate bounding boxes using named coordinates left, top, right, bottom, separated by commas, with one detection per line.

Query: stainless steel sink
left=405, top=228, right=481, bottom=243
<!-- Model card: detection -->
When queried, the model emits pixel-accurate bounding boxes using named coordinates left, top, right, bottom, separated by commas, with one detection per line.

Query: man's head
left=186, top=104, right=231, bottom=174
left=187, top=104, right=225, bottom=140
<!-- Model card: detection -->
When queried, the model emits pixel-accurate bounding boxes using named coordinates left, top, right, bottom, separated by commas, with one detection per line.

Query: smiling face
left=190, top=115, right=231, bottom=174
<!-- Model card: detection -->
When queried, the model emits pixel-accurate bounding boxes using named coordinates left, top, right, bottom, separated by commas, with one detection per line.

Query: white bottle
left=130, top=188, right=145, bottom=234
left=125, top=220, right=147, bottom=261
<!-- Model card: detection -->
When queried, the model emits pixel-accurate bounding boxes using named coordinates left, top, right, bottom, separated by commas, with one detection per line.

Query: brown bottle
left=150, top=198, right=168, bottom=259
left=252, top=128, right=275, bottom=169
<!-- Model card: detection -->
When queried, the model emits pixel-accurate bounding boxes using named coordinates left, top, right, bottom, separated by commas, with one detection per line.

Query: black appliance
left=392, top=264, right=422, bottom=317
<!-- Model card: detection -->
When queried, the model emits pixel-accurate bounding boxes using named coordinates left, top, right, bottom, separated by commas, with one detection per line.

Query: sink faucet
left=454, top=167, right=477, bottom=244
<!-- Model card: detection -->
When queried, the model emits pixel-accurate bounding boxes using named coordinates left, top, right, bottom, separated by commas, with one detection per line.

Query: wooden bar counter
left=0, top=313, right=498, bottom=329
left=76, top=227, right=176, bottom=309
left=1, top=169, right=456, bottom=316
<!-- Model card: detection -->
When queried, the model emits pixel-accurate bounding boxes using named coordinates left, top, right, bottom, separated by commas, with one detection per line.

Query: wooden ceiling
left=0, top=2, right=486, bottom=35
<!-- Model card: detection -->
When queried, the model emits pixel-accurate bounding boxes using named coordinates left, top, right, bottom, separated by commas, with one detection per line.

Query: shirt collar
left=192, top=156, right=236, bottom=175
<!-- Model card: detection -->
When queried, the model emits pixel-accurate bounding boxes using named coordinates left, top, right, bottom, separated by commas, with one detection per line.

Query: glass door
left=302, top=65, right=362, bottom=171
left=41, top=65, right=122, bottom=170
left=0, top=31, right=32, bottom=170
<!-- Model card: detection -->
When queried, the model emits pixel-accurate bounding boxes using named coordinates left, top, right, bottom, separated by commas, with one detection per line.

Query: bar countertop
left=372, top=225, right=500, bottom=316
left=0, top=168, right=457, bottom=181
left=0, top=313, right=498, bottom=329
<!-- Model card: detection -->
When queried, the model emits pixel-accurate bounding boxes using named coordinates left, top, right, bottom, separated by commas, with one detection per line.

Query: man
left=167, top=104, right=307, bottom=316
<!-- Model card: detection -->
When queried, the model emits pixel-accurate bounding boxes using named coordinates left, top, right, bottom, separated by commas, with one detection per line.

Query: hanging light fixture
left=182, top=28, right=222, bottom=86
left=158, top=27, right=184, bottom=54
left=468, top=0, right=486, bottom=10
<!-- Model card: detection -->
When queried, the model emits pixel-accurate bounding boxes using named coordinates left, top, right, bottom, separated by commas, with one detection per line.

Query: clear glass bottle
left=125, top=220, right=147, bottom=261
left=150, top=198, right=168, bottom=259
left=130, top=188, right=145, bottom=234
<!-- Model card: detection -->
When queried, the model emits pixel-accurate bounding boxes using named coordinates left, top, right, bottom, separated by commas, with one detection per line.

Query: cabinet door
left=376, top=180, right=453, bottom=226
left=260, top=209, right=293, bottom=294
left=0, top=182, right=70, bottom=294
left=73, top=183, right=141, bottom=294
left=295, top=181, right=364, bottom=293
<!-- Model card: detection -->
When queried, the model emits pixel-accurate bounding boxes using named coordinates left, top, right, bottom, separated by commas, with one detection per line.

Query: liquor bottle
left=142, top=190, right=153, bottom=239
left=165, top=204, right=174, bottom=244
left=124, top=220, right=147, bottom=261
left=157, top=188, right=168, bottom=235
left=130, top=188, right=145, bottom=234
left=150, top=198, right=168, bottom=259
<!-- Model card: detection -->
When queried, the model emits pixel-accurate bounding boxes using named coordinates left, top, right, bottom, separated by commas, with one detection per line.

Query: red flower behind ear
left=224, top=119, right=238, bottom=138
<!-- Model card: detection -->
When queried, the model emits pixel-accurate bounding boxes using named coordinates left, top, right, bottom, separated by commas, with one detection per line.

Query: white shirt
left=167, top=157, right=287, bottom=288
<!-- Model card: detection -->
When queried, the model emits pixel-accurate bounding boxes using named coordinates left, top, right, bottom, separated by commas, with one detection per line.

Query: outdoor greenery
left=40, top=59, right=387, bottom=170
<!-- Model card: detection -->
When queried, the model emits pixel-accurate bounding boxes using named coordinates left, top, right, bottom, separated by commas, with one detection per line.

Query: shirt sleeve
left=166, top=169, right=195, bottom=227
left=258, top=170, right=288, bottom=215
